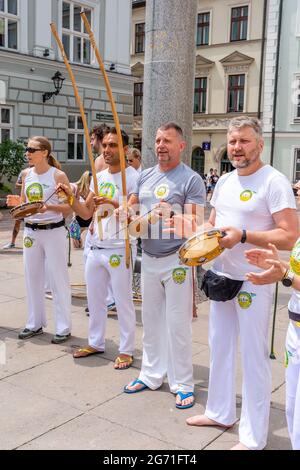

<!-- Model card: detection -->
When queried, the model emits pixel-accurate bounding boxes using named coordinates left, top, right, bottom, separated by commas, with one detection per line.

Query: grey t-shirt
left=133, top=162, right=206, bottom=257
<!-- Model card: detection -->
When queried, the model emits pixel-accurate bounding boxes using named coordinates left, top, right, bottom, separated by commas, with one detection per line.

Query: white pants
left=206, top=281, right=274, bottom=450
left=23, top=226, right=71, bottom=335
left=139, top=252, right=194, bottom=393
left=285, top=320, right=300, bottom=450
left=84, top=230, right=114, bottom=306
left=85, top=246, right=136, bottom=355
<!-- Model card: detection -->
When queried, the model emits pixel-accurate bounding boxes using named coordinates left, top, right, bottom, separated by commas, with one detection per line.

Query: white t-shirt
left=89, top=166, right=139, bottom=248
left=210, top=165, right=296, bottom=280
left=24, top=167, right=63, bottom=223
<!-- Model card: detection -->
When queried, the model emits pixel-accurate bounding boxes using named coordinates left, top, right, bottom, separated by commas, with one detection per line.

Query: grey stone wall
left=5, top=71, right=133, bottom=181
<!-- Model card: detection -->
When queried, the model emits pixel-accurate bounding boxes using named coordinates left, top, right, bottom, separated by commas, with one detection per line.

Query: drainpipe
left=270, top=0, right=283, bottom=167
left=257, top=0, right=268, bottom=119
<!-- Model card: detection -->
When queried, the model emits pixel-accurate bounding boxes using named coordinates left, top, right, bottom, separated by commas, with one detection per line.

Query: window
left=191, top=147, right=205, bottom=176
left=135, top=23, right=145, bottom=53
left=134, top=82, right=143, bottom=116
left=230, top=6, right=248, bottom=41
left=221, top=151, right=234, bottom=174
left=62, top=1, right=91, bottom=64
left=0, top=106, right=12, bottom=142
left=68, top=113, right=85, bottom=160
left=294, top=149, right=300, bottom=182
left=227, top=74, right=245, bottom=112
left=194, top=77, right=207, bottom=113
left=196, top=12, right=210, bottom=46
left=0, top=0, right=19, bottom=50
left=294, top=77, right=300, bottom=121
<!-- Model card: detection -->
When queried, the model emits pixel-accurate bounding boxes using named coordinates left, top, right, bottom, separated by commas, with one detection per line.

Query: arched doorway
left=220, top=150, right=234, bottom=174
left=191, top=147, right=205, bottom=176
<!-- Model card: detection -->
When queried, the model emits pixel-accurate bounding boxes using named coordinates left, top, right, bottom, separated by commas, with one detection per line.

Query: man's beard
left=229, top=157, right=251, bottom=169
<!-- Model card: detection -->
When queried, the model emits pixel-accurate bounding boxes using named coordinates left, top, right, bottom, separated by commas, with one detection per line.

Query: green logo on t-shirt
left=240, top=190, right=253, bottom=202
left=99, top=182, right=116, bottom=199
left=154, top=184, right=170, bottom=199
left=26, top=183, right=43, bottom=202
left=290, top=239, right=300, bottom=275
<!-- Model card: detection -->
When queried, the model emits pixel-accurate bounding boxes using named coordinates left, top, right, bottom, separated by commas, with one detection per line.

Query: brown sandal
left=73, top=346, right=104, bottom=358
left=114, top=354, right=134, bottom=369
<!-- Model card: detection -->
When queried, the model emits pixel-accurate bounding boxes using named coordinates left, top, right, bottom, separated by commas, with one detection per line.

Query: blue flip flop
left=124, top=378, right=148, bottom=394
left=175, top=391, right=195, bottom=409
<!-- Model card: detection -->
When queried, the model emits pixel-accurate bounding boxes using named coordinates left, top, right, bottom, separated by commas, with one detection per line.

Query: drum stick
left=110, top=197, right=175, bottom=239
left=80, top=12, right=130, bottom=268
left=269, top=282, right=278, bottom=359
left=50, top=23, right=103, bottom=240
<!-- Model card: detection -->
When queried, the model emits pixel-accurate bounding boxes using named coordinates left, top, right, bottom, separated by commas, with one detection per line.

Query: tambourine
left=179, top=229, right=226, bottom=267
left=10, top=201, right=44, bottom=219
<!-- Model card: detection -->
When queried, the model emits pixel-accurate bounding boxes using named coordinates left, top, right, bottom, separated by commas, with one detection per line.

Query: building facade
left=0, top=0, right=133, bottom=180
left=262, top=0, right=300, bottom=182
left=131, top=0, right=266, bottom=175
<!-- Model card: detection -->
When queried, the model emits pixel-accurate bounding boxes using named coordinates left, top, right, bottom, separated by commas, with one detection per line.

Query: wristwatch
left=281, top=269, right=294, bottom=287
left=240, top=229, right=247, bottom=244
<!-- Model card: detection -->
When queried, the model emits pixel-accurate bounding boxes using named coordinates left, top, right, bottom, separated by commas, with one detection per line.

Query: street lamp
left=42, top=71, right=65, bottom=103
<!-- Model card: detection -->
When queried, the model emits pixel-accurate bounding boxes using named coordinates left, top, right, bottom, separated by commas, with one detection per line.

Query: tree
left=0, top=139, right=26, bottom=187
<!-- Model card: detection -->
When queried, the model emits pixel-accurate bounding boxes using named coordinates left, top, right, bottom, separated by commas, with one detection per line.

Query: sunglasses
left=25, top=147, right=42, bottom=153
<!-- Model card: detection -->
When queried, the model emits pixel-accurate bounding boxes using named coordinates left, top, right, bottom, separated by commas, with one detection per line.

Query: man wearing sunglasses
left=127, top=148, right=142, bottom=174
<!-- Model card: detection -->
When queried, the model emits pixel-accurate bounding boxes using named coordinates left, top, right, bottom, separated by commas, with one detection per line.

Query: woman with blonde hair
left=8, top=136, right=72, bottom=344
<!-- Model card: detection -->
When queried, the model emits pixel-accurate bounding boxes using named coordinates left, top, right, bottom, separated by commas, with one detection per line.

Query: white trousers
left=285, top=320, right=300, bottom=450
left=85, top=246, right=136, bottom=355
left=206, top=281, right=274, bottom=450
left=139, top=252, right=194, bottom=393
left=84, top=230, right=114, bottom=305
left=23, top=226, right=71, bottom=335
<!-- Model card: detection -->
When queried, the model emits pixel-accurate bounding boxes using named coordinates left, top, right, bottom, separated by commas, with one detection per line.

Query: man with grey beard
left=184, top=116, right=299, bottom=450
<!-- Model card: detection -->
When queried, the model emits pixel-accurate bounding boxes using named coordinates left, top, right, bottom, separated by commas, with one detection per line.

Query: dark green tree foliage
left=0, top=139, right=26, bottom=185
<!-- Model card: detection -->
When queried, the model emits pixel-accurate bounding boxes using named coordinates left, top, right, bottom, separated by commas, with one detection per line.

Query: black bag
left=201, top=269, right=243, bottom=302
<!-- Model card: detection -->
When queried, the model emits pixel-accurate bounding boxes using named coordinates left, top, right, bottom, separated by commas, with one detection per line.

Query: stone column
left=142, top=0, right=197, bottom=167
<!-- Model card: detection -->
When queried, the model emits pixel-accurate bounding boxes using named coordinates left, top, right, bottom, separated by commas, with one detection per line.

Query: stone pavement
left=0, top=208, right=292, bottom=450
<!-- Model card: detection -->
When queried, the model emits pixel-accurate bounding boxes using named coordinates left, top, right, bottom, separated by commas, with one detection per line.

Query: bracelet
left=240, top=229, right=247, bottom=244
left=68, top=195, right=74, bottom=206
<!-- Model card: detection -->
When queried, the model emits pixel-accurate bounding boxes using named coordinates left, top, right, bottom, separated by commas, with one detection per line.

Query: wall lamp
left=42, top=71, right=65, bottom=103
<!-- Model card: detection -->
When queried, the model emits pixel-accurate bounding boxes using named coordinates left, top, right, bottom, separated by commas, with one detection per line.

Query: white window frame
left=296, top=4, right=300, bottom=37
left=194, top=76, right=208, bottom=114
left=293, top=147, right=300, bottom=182
left=228, top=3, right=250, bottom=43
left=67, top=112, right=86, bottom=161
left=224, top=71, right=248, bottom=113
left=292, top=74, right=300, bottom=123
left=60, top=0, right=94, bottom=65
left=196, top=10, right=212, bottom=47
left=0, top=0, right=20, bottom=51
left=134, top=21, right=145, bottom=54
left=0, top=105, right=13, bottom=142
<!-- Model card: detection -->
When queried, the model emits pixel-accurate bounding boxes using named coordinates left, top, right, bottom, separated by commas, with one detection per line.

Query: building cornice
left=0, top=50, right=134, bottom=83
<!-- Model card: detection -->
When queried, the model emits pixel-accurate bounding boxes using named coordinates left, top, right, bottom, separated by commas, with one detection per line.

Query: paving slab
left=89, top=385, right=232, bottom=450
left=0, top=381, right=81, bottom=450
left=19, top=413, right=180, bottom=450
left=0, top=329, right=67, bottom=379
left=5, top=353, right=139, bottom=412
